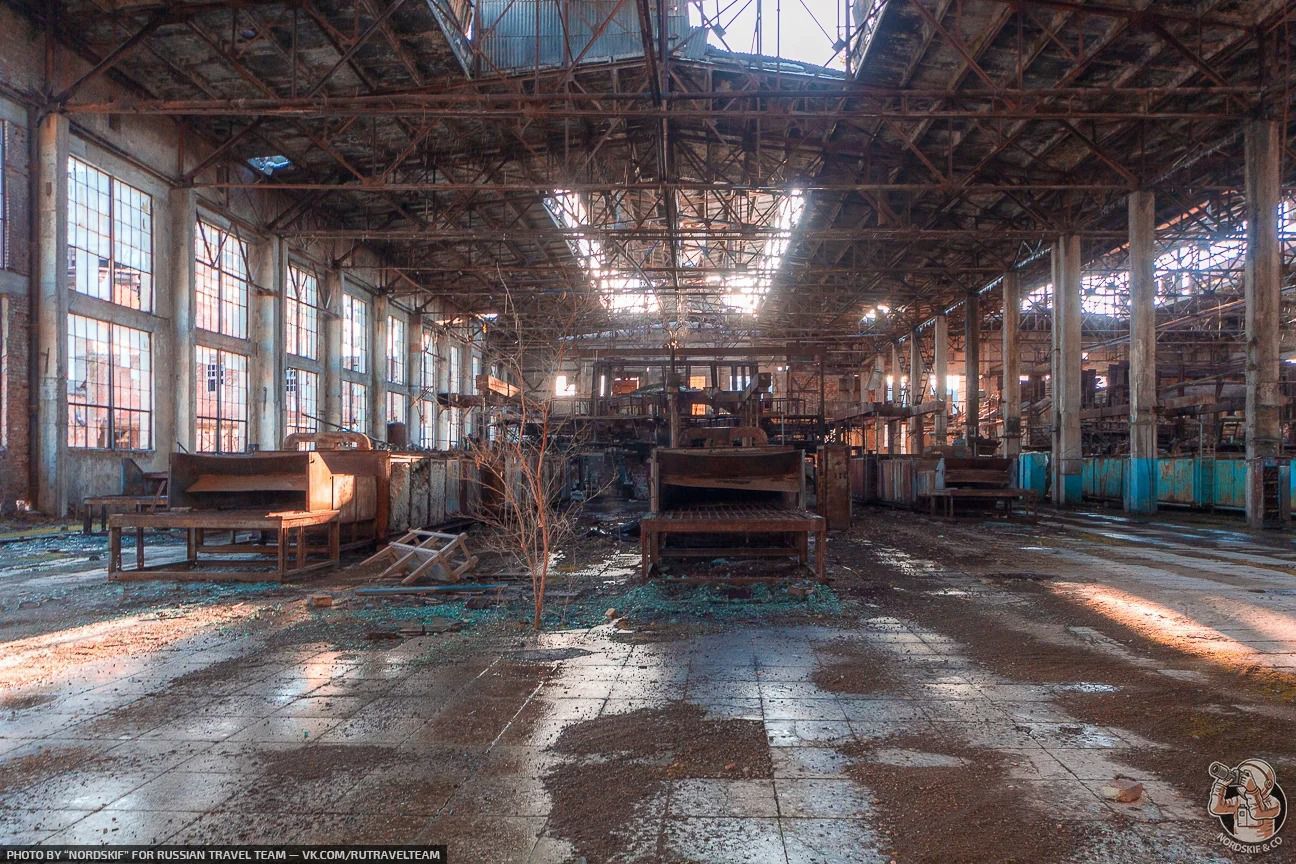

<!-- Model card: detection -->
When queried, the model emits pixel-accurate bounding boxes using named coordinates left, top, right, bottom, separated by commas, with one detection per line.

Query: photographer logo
left=1208, top=759, right=1286, bottom=854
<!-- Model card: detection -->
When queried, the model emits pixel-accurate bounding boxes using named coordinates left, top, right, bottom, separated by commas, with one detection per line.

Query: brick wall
left=0, top=118, right=31, bottom=514
left=0, top=291, right=31, bottom=513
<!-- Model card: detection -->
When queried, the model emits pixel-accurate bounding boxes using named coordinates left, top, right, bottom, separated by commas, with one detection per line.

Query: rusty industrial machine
left=640, top=443, right=826, bottom=581
left=167, top=450, right=384, bottom=548
left=107, top=449, right=378, bottom=582
left=107, top=428, right=485, bottom=582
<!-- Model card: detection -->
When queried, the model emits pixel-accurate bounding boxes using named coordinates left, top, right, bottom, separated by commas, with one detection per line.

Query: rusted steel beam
left=195, top=180, right=1193, bottom=193
left=305, top=0, right=410, bottom=96
left=59, top=84, right=1261, bottom=112
left=902, top=0, right=998, bottom=90
left=53, top=9, right=171, bottom=103
left=974, top=0, right=1252, bottom=29
left=281, top=226, right=1128, bottom=241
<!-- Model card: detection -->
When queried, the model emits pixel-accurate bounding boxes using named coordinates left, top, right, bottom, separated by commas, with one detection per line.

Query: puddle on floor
left=1053, top=682, right=1120, bottom=694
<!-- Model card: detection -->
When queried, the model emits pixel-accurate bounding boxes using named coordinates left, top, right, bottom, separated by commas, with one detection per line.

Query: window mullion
left=106, top=323, right=115, bottom=447
left=217, top=351, right=225, bottom=450
left=106, top=177, right=115, bottom=307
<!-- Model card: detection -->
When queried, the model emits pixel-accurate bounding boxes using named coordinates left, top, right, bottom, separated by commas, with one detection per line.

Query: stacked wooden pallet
left=360, top=530, right=479, bottom=585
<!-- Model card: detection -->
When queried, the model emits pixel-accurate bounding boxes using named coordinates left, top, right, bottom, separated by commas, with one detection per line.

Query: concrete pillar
left=908, top=330, right=923, bottom=454
left=1127, top=191, right=1158, bottom=513
left=964, top=291, right=980, bottom=448
left=370, top=294, right=388, bottom=438
left=321, top=268, right=344, bottom=430
left=1001, top=274, right=1021, bottom=457
left=888, top=342, right=900, bottom=454
left=250, top=236, right=282, bottom=451
left=866, top=354, right=884, bottom=402
left=868, top=354, right=884, bottom=451
left=407, top=310, right=422, bottom=429
left=170, top=188, right=196, bottom=454
left=1244, top=118, right=1282, bottom=529
left=1052, top=235, right=1083, bottom=506
left=933, top=315, right=948, bottom=445
left=34, top=113, right=69, bottom=516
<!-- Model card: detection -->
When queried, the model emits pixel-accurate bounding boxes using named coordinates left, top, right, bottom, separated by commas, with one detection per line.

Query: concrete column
left=370, top=294, right=387, bottom=438
left=1127, top=191, right=1158, bottom=513
left=964, top=291, right=980, bottom=448
left=908, top=330, right=924, bottom=454
left=868, top=354, right=884, bottom=451
left=866, top=353, right=884, bottom=402
left=1001, top=273, right=1021, bottom=457
left=170, top=189, right=196, bottom=454
left=1052, top=235, right=1083, bottom=506
left=321, top=268, right=344, bottom=429
left=1244, top=118, right=1282, bottom=529
left=250, top=236, right=282, bottom=451
left=34, top=113, right=69, bottom=516
left=407, top=310, right=422, bottom=429
left=933, top=315, right=948, bottom=445
left=887, top=343, right=899, bottom=454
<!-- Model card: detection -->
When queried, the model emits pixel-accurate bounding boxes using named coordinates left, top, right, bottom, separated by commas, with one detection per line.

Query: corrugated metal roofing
left=475, top=0, right=704, bottom=70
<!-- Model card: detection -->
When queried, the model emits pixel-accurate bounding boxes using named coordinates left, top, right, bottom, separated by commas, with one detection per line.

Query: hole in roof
left=688, top=0, right=851, bottom=71
left=248, top=155, right=292, bottom=176
left=545, top=187, right=806, bottom=318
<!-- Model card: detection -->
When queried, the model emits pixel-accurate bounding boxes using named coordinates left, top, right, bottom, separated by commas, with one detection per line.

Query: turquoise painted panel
left=1211, top=459, right=1247, bottom=511
left=1082, top=458, right=1125, bottom=501
left=1156, top=458, right=1197, bottom=505
left=1126, top=457, right=1157, bottom=513
left=1018, top=452, right=1049, bottom=497
left=1062, top=474, right=1083, bottom=505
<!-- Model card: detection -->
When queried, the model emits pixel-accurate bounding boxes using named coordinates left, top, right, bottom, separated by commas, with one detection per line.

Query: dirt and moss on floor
left=4, top=503, right=1296, bottom=860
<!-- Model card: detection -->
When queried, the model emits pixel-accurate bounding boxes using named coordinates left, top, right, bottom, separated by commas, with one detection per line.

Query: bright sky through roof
left=688, top=0, right=850, bottom=70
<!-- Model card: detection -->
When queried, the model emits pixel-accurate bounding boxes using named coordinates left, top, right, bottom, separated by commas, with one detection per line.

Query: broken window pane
left=342, top=381, right=367, bottom=433
left=67, top=314, right=153, bottom=450
left=286, top=265, right=320, bottom=360
left=385, top=391, right=406, bottom=425
left=343, top=295, right=369, bottom=374
left=284, top=367, right=319, bottom=439
left=386, top=315, right=406, bottom=384
left=195, top=346, right=248, bottom=452
left=195, top=220, right=249, bottom=338
left=68, top=158, right=153, bottom=312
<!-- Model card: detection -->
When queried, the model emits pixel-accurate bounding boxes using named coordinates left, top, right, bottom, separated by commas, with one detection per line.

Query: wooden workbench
left=108, top=508, right=341, bottom=582
left=640, top=505, right=827, bottom=581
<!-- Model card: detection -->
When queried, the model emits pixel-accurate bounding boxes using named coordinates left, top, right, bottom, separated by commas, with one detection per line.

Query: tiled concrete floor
left=0, top=626, right=1235, bottom=860
left=2, top=511, right=1295, bottom=861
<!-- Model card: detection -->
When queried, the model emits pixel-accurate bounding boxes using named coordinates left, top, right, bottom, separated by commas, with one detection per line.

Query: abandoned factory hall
left=0, top=0, right=1295, bottom=861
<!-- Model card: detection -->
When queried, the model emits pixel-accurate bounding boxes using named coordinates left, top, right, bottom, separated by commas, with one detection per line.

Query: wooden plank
left=661, top=476, right=802, bottom=492
left=355, top=583, right=508, bottom=595
left=186, top=474, right=307, bottom=493
left=656, top=548, right=799, bottom=558
left=109, top=509, right=338, bottom=530
left=110, top=568, right=283, bottom=583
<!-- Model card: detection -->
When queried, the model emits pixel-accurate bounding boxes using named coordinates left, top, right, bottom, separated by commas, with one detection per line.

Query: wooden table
left=82, top=494, right=168, bottom=535
left=108, top=509, right=341, bottom=582
left=640, top=505, right=827, bottom=581
left=923, top=488, right=1038, bottom=518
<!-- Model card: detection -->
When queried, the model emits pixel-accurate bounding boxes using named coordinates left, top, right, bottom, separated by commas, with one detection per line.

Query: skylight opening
left=544, top=190, right=660, bottom=315
left=1016, top=196, right=1296, bottom=316
left=688, top=0, right=851, bottom=70
left=722, top=190, right=806, bottom=314
left=860, top=303, right=890, bottom=323
left=248, top=155, right=292, bottom=176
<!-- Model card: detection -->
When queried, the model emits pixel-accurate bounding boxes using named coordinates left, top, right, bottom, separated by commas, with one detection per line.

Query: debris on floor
left=1101, top=778, right=1146, bottom=803
left=4, top=508, right=1296, bottom=861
